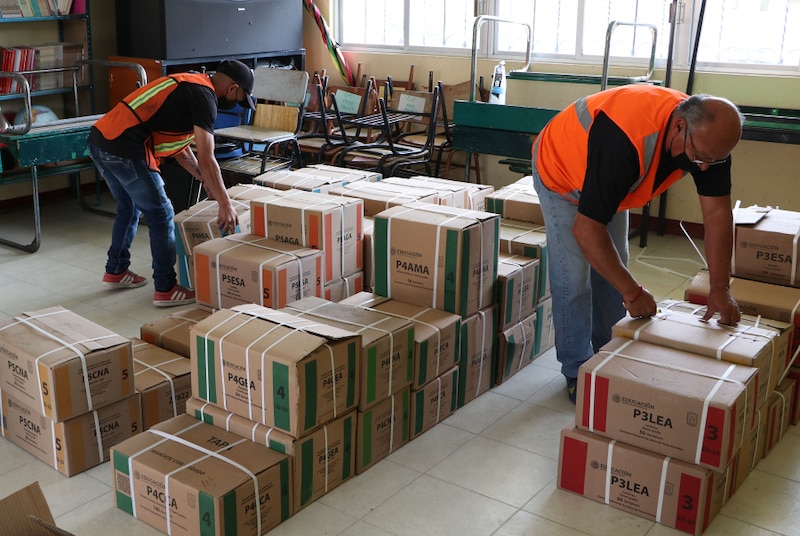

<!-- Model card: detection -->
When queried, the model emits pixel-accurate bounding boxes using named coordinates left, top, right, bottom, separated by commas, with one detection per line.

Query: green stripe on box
left=273, top=362, right=290, bottom=432
left=492, top=218, right=500, bottom=281
left=414, top=389, right=425, bottom=434
left=270, top=440, right=286, bottom=454
left=362, top=410, right=373, bottom=466
left=343, top=416, right=353, bottom=479
left=418, top=340, right=429, bottom=385
left=304, top=360, right=318, bottom=431
left=534, top=303, right=543, bottom=354
left=196, top=335, right=217, bottom=404
left=487, top=197, right=502, bottom=215
left=112, top=451, right=133, bottom=515
left=374, top=217, right=389, bottom=296
left=402, top=389, right=410, bottom=442
left=223, top=490, right=236, bottom=535
left=505, top=334, right=516, bottom=379
left=450, top=369, right=459, bottom=412
left=539, top=245, right=548, bottom=300
left=458, top=228, right=469, bottom=317
left=444, top=229, right=459, bottom=314
left=348, top=342, right=357, bottom=407
left=280, top=459, right=291, bottom=521
left=367, top=346, right=377, bottom=405
left=193, top=409, right=213, bottom=424
left=406, top=329, right=414, bottom=382
left=504, top=279, right=514, bottom=324
left=532, top=264, right=541, bottom=307
left=199, top=491, right=215, bottom=535
left=453, top=319, right=462, bottom=366
left=300, top=439, right=314, bottom=506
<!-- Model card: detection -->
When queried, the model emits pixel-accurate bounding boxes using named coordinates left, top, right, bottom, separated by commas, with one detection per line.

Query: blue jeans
left=89, top=145, right=176, bottom=292
left=532, top=162, right=629, bottom=379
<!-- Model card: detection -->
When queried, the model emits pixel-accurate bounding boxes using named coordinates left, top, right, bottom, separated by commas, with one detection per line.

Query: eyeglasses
left=685, top=131, right=729, bottom=166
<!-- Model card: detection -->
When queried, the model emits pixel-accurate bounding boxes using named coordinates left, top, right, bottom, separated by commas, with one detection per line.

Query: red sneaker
left=102, top=269, right=147, bottom=289
left=153, top=284, right=195, bottom=307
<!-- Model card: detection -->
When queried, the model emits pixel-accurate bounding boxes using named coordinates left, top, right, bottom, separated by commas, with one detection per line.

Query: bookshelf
left=0, top=2, right=91, bottom=119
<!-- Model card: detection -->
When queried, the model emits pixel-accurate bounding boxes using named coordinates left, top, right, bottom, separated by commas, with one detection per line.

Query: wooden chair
left=333, top=86, right=441, bottom=177
left=214, top=67, right=310, bottom=175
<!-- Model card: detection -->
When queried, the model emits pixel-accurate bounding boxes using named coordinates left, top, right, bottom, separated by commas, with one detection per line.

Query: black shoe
left=566, top=377, right=577, bottom=404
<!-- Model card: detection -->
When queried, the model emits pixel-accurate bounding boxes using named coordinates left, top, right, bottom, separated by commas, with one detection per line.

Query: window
left=337, top=0, right=800, bottom=72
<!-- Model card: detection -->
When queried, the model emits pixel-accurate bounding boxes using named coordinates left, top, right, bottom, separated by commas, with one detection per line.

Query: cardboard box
left=558, top=426, right=725, bottom=536
left=249, top=189, right=364, bottom=282
left=174, top=198, right=252, bottom=256
left=323, top=271, right=364, bottom=303
left=486, top=177, right=546, bottom=226
left=0, top=481, right=76, bottom=535
left=577, top=337, right=759, bottom=470
left=457, top=305, right=497, bottom=408
left=226, top=183, right=282, bottom=202
left=111, top=414, right=293, bottom=536
left=496, top=252, right=539, bottom=331
left=254, top=165, right=380, bottom=194
left=0, top=306, right=134, bottom=422
left=281, top=296, right=414, bottom=410
left=356, top=387, right=410, bottom=474
left=495, top=312, right=537, bottom=386
left=185, top=399, right=356, bottom=512
left=612, top=306, right=778, bottom=409
left=733, top=207, right=800, bottom=287
left=731, top=403, right=768, bottom=495
left=1, top=391, right=141, bottom=476
left=387, top=176, right=494, bottom=210
left=340, top=292, right=462, bottom=389
left=329, top=181, right=440, bottom=217
left=140, top=307, right=213, bottom=358
left=410, top=365, right=459, bottom=440
left=193, top=234, right=324, bottom=310
left=658, top=299, right=792, bottom=397
left=533, top=296, right=555, bottom=359
left=191, top=304, right=360, bottom=438
left=252, top=169, right=356, bottom=195
left=363, top=216, right=375, bottom=292
left=131, top=339, right=191, bottom=431
left=499, top=219, right=549, bottom=302
left=685, top=269, right=800, bottom=357
left=373, top=202, right=499, bottom=318
left=764, top=377, right=795, bottom=455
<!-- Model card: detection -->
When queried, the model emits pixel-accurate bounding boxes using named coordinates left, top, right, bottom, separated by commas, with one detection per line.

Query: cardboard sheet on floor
left=0, top=481, right=74, bottom=536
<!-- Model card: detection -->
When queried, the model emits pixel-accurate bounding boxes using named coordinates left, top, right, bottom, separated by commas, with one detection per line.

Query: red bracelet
left=623, top=285, right=644, bottom=307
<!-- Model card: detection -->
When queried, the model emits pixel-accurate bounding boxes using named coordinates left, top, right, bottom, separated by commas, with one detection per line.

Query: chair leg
left=473, top=153, right=482, bottom=185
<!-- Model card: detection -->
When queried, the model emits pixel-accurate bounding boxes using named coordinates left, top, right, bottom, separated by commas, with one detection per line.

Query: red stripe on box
left=559, top=436, right=588, bottom=494
left=700, top=406, right=725, bottom=467
left=581, top=373, right=609, bottom=432
left=675, top=473, right=701, bottom=534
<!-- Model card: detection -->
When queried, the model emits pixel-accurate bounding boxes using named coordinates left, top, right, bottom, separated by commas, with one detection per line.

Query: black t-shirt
left=578, top=112, right=732, bottom=224
left=88, top=79, right=217, bottom=161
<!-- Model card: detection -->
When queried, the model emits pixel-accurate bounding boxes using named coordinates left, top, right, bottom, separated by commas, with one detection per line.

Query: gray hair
left=676, top=94, right=745, bottom=131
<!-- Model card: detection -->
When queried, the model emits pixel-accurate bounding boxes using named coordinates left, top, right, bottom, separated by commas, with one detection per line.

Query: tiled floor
left=1, top=197, right=798, bottom=536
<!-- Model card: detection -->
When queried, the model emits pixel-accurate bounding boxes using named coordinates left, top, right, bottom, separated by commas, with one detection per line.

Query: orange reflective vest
left=534, top=85, right=688, bottom=211
left=94, top=72, right=214, bottom=170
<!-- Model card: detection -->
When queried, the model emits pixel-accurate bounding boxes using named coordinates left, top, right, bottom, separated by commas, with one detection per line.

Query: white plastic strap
left=432, top=214, right=465, bottom=309
left=516, top=318, right=529, bottom=373
left=791, top=226, right=800, bottom=286
left=389, top=393, right=396, bottom=453
left=475, top=310, right=487, bottom=397
left=435, top=376, right=443, bottom=424
left=603, top=440, right=616, bottom=504
left=656, top=456, right=671, bottom=523
left=589, top=340, right=635, bottom=431
left=323, top=425, right=330, bottom=493
left=133, top=352, right=185, bottom=418
left=695, top=364, right=737, bottom=465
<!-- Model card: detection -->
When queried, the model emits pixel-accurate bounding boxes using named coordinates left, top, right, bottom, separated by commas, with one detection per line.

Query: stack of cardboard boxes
left=0, top=306, right=141, bottom=476
left=555, top=204, right=800, bottom=535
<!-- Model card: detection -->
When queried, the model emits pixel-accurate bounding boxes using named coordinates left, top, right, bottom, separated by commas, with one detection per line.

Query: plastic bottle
left=489, top=61, right=506, bottom=105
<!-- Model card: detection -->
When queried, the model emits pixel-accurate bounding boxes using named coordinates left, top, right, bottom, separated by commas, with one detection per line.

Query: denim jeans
left=531, top=162, right=629, bottom=379
left=89, top=144, right=177, bottom=292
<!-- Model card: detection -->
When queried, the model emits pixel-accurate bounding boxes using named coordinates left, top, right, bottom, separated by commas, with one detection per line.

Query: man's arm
left=698, top=194, right=739, bottom=324
left=572, top=213, right=657, bottom=318
left=173, top=127, right=238, bottom=234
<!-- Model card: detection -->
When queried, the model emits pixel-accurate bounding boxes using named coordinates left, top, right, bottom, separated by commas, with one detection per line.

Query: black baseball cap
left=216, top=60, right=256, bottom=110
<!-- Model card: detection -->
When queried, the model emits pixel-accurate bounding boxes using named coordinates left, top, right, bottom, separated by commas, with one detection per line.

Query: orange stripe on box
left=356, top=211, right=363, bottom=269
left=316, top=255, right=323, bottom=293
left=263, top=268, right=274, bottom=309
left=559, top=436, right=588, bottom=494
left=253, top=202, right=266, bottom=237
left=324, top=212, right=333, bottom=280
left=195, top=253, right=211, bottom=304
left=278, top=268, right=287, bottom=308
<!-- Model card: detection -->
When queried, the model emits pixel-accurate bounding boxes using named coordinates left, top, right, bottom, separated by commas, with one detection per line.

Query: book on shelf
left=0, top=0, right=23, bottom=17
left=15, top=0, right=34, bottom=17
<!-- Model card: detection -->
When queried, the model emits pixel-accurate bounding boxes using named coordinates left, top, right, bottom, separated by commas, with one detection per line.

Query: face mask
left=670, top=151, right=703, bottom=174
left=217, top=96, right=237, bottom=110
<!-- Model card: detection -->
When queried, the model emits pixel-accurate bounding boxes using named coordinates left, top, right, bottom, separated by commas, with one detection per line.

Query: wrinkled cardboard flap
left=0, top=482, right=75, bottom=536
